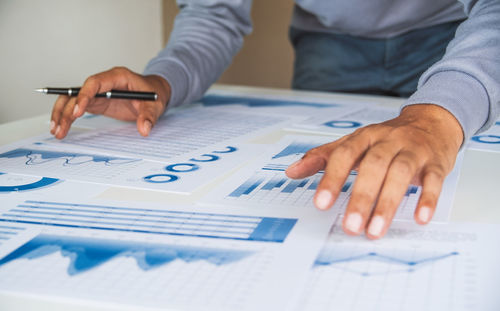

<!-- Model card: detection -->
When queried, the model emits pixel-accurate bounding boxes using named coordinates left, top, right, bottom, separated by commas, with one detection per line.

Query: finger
left=414, top=165, right=445, bottom=225
left=55, top=97, right=78, bottom=139
left=50, top=95, right=70, bottom=135
left=285, top=140, right=340, bottom=179
left=342, top=142, right=401, bottom=235
left=74, top=67, right=131, bottom=118
left=365, top=151, right=420, bottom=239
left=136, top=100, right=164, bottom=137
left=314, top=133, right=371, bottom=211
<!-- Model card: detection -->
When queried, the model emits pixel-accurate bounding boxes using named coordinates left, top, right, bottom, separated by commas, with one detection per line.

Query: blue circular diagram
left=189, top=154, right=220, bottom=162
left=0, top=175, right=60, bottom=192
left=471, top=135, right=500, bottom=144
left=212, top=146, right=237, bottom=153
left=323, top=120, right=362, bottom=128
left=143, top=174, right=179, bottom=183
left=165, top=163, right=200, bottom=173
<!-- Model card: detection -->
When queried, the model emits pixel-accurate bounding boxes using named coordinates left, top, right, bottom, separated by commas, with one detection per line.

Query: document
left=47, top=104, right=298, bottom=163
left=0, top=196, right=336, bottom=311
left=0, top=171, right=107, bottom=199
left=196, top=90, right=367, bottom=120
left=293, top=218, right=500, bottom=311
left=200, top=135, right=463, bottom=223
left=467, top=120, right=500, bottom=153
left=0, top=140, right=264, bottom=194
left=289, top=106, right=400, bottom=136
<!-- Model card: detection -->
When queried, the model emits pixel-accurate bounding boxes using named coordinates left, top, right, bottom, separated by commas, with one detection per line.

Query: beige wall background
left=162, top=1, right=295, bottom=89
left=0, top=1, right=294, bottom=124
left=0, top=0, right=162, bottom=124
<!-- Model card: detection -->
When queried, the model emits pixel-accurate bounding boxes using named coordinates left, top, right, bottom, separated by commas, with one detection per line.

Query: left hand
left=285, top=104, right=463, bottom=239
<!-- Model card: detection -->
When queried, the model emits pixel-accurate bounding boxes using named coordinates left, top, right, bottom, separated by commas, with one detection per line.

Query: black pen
left=35, top=87, right=158, bottom=101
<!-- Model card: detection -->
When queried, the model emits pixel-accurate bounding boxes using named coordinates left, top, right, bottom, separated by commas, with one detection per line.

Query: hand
left=285, top=104, right=463, bottom=239
left=50, top=67, right=171, bottom=139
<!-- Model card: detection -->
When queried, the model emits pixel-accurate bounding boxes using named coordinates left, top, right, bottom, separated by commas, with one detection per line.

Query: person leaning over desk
left=49, top=0, right=500, bottom=239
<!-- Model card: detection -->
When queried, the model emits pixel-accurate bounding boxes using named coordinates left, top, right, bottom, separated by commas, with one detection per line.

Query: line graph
left=314, top=249, right=459, bottom=276
left=0, top=234, right=254, bottom=275
left=0, top=200, right=296, bottom=242
left=0, top=148, right=140, bottom=166
left=296, top=232, right=476, bottom=311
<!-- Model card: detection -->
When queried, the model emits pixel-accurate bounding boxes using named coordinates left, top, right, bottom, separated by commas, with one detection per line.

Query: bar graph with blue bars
left=0, top=200, right=296, bottom=243
left=227, top=170, right=350, bottom=209
left=226, top=169, right=421, bottom=217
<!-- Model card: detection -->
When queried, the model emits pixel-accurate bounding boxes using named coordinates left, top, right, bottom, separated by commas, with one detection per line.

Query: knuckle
left=333, top=143, right=357, bottom=159
left=391, top=158, right=415, bottom=176
left=364, top=150, right=387, bottom=167
left=112, top=66, right=129, bottom=75
left=424, top=164, right=446, bottom=180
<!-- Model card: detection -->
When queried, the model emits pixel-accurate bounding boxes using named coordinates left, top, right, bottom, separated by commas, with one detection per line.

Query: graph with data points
left=295, top=222, right=487, bottom=311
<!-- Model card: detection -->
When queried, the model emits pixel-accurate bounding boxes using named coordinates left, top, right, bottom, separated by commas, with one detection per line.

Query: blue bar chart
left=0, top=200, right=296, bottom=243
left=225, top=169, right=421, bottom=219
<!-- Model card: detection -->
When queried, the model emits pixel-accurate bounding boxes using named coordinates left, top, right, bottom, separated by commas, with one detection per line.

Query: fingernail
left=144, top=120, right=152, bottom=134
left=72, top=104, right=79, bottom=117
left=418, top=206, right=432, bottom=223
left=287, top=159, right=302, bottom=170
left=50, top=120, right=55, bottom=132
left=315, top=190, right=332, bottom=210
left=345, top=212, right=362, bottom=233
left=368, top=215, right=385, bottom=237
left=54, top=125, right=61, bottom=136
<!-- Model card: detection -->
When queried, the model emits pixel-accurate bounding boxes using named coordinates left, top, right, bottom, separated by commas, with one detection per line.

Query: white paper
left=289, top=105, right=399, bottom=136
left=467, top=120, right=500, bottom=153
left=200, top=135, right=463, bottom=223
left=0, top=196, right=335, bottom=311
left=292, top=218, right=500, bottom=311
left=0, top=140, right=261, bottom=194
left=46, top=105, right=298, bottom=163
left=197, top=90, right=367, bottom=120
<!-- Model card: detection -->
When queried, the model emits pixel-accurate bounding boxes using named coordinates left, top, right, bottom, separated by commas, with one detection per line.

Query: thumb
left=136, top=101, right=163, bottom=137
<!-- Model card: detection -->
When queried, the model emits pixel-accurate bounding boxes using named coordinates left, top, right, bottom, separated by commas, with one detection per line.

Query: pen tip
left=34, top=88, right=46, bottom=93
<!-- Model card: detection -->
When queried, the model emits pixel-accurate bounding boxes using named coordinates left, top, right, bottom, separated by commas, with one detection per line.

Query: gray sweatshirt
left=144, top=0, right=500, bottom=142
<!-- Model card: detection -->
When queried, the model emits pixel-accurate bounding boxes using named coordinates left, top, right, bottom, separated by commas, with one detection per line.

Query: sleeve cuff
left=402, top=71, right=490, bottom=144
left=143, top=58, right=190, bottom=109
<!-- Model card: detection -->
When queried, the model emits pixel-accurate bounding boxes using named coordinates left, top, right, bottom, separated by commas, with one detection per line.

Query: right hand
left=50, top=67, right=171, bottom=139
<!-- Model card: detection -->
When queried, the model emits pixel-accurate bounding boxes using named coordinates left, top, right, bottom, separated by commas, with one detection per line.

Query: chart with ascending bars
left=202, top=138, right=423, bottom=220
left=0, top=200, right=296, bottom=243
left=225, top=170, right=420, bottom=219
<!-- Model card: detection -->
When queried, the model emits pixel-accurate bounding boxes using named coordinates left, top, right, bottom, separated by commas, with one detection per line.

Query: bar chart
left=0, top=200, right=297, bottom=243
left=223, top=170, right=420, bottom=219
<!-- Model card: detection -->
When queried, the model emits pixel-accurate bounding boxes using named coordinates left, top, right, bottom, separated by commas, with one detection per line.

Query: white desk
left=0, top=85, right=499, bottom=311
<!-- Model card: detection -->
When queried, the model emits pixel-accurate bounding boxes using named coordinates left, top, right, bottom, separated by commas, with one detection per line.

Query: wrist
left=400, top=104, right=464, bottom=149
left=145, top=75, right=171, bottom=108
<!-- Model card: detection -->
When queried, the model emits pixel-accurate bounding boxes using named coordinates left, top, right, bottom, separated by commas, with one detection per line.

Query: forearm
left=403, top=0, right=500, bottom=143
left=144, top=0, right=253, bottom=109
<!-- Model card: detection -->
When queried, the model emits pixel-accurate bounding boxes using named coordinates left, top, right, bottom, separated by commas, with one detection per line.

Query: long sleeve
left=403, top=0, right=500, bottom=142
left=143, top=0, right=253, bottom=108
